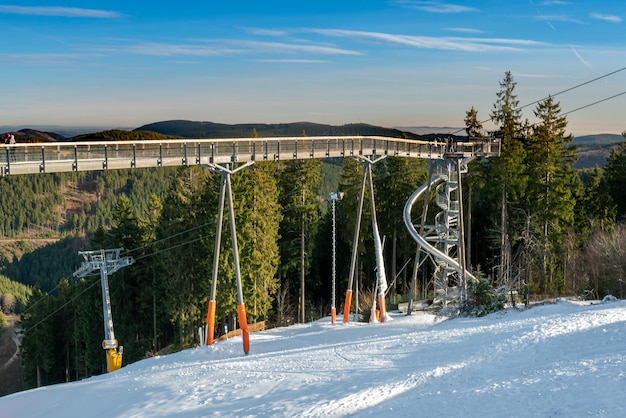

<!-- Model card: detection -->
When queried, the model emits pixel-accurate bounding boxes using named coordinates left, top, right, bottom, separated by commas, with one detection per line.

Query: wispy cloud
left=445, top=27, right=485, bottom=34
left=393, top=1, right=477, bottom=13
left=253, top=59, right=329, bottom=64
left=514, top=72, right=560, bottom=78
left=590, top=12, right=622, bottom=23
left=244, top=28, right=288, bottom=37
left=110, top=42, right=231, bottom=57
left=0, top=53, right=103, bottom=66
left=533, top=14, right=585, bottom=24
left=307, top=29, right=543, bottom=52
left=539, top=1, right=572, bottom=5
left=231, top=40, right=361, bottom=56
left=99, top=39, right=360, bottom=57
left=0, top=5, right=122, bottom=18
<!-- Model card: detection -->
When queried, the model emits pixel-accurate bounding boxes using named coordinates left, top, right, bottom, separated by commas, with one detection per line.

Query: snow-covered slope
left=2, top=299, right=625, bottom=417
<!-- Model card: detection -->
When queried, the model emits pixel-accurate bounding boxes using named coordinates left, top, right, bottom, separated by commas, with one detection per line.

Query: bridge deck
left=1, top=136, right=499, bottom=176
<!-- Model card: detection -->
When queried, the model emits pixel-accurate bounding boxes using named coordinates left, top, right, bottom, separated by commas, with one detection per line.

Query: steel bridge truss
left=1, top=136, right=498, bottom=176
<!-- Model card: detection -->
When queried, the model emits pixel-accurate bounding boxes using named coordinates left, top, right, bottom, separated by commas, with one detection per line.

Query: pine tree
left=375, top=157, right=428, bottom=297
left=602, top=133, right=626, bottom=220
left=475, top=71, right=526, bottom=290
left=278, top=159, right=322, bottom=323
left=19, top=286, right=55, bottom=387
left=156, top=166, right=211, bottom=347
left=464, top=106, right=484, bottom=139
left=233, top=162, right=282, bottom=322
left=577, top=167, right=616, bottom=236
left=524, top=96, right=580, bottom=294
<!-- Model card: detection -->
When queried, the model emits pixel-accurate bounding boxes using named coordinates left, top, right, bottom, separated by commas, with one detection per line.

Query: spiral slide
left=402, top=157, right=477, bottom=284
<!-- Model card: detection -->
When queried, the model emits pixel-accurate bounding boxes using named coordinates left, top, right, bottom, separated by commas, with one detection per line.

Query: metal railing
left=1, top=136, right=499, bottom=176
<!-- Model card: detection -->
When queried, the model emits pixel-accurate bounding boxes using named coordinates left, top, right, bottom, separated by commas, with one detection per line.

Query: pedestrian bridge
left=1, top=135, right=499, bottom=176
left=1, top=133, right=501, bottom=354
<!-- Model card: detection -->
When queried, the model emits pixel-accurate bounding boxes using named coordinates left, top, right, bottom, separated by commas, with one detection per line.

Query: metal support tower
left=342, top=155, right=389, bottom=323
left=329, top=192, right=344, bottom=324
left=73, top=248, right=134, bottom=372
left=205, top=162, right=254, bottom=354
left=429, top=159, right=467, bottom=306
left=404, top=138, right=499, bottom=314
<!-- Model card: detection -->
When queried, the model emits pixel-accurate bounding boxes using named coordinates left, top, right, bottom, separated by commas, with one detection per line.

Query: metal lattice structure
left=73, top=248, right=134, bottom=372
left=425, top=160, right=468, bottom=306
left=404, top=142, right=498, bottom=313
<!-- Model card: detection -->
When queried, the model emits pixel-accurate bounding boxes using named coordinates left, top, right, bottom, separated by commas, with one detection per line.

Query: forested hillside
left=135, top=120, right=421, bottom=139
left=0, top=275, right=31, bottom=314
left=0, top=167, right=177, bottom=295
left=72, top=129, right=175, bottom=141
left=571, top=134, right=624, bottom=168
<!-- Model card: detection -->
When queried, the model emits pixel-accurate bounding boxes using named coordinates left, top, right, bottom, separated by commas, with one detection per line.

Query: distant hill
left=0, top=129, right=67, bottom=143
left=72, top=129, right=174, bottom=141
left=0, top=126, right=115, bottom=138
left=135, top=120, right=422, bottom=139
left=573, top=133, right=623, bottom=169
left=395, top=126, right=465, bottom=136
left=572, top=133, right=623, bottom=146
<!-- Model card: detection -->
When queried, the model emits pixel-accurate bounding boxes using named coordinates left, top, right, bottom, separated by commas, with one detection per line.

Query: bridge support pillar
left=343, top=155, right=388, bottom=323
left=205, top=162, right=253, bottom=354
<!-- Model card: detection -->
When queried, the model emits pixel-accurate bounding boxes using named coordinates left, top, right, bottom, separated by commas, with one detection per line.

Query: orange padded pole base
left=206, top=300, right=216, bottom=346
left=343, top=289, right=353, bottom=323
left=377, top=294, right=387, bottom=323
left=237, top=303, right=250, bottom=355
left=331, top=307, right=336, bottom=324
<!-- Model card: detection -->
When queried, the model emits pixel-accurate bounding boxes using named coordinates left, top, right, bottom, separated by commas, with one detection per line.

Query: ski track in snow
left=1, top=300, right=625, bottom=417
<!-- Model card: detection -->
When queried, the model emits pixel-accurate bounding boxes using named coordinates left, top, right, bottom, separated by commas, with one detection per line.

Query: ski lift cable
left=121, top=221, right=213, bottom=256
left=18, top=227, right=211, bottom=320
left=4, top=232, right=211, bottom=353
left=562, top=91, right=626, bottom=117
left=0, top=275, right=102, bottom=354
left=131, top=234, right=211, bottom=262
left=518, top=66, right=626, bottom=112
left=384, top=257, right=412, bottom=298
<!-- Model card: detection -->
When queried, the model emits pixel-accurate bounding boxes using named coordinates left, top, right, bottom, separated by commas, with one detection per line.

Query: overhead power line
left=519, top=66, right=626, bottom=111
left=562, top=91, right=626, bottom=117
left=451, top=66, right=626, bottom=135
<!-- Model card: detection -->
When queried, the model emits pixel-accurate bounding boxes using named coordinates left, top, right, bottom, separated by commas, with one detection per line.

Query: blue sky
left=1, top=1, right=625, bottom=135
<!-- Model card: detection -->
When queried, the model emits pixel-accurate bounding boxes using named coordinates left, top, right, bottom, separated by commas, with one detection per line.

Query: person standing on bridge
left=4, top=133, right=16, bottom=162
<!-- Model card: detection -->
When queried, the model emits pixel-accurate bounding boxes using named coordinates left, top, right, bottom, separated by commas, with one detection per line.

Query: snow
left=2, top=299, right=626, bottom=417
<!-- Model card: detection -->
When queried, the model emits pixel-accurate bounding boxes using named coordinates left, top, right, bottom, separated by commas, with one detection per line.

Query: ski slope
left=1, top=299, right=625, bottom=417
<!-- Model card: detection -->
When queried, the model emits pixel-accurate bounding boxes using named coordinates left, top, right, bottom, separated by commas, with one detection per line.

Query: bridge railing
left=1, top=136, right=499, bottom=176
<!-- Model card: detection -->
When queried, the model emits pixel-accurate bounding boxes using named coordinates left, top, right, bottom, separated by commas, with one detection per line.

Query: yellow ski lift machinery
left=73, top=248, right=134, bottom=372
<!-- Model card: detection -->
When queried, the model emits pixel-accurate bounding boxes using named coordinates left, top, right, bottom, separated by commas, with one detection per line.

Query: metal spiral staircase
left=429, top=160, right=468, bottom=306
left=404, top=143, right=499, bottom=311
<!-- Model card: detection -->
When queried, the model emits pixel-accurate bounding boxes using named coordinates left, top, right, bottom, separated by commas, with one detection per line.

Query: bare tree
left=573, top=224, right=626, bottom=299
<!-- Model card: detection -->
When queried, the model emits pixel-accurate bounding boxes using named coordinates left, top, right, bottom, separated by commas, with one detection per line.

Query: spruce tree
left=375, top=157, right=428, bottom=297
left=483, top=71, right=526, bottom=290
left=524, top=96, right=580, bottom=294
left=603, top=133, right=626, bottom=220
left=156, top=166, right=211, bottom=347
left=19, top=286, right=55, bottom=387
left=278, top=159, right=322, bottom=323
left=233, top=162, right=282, bottom=322
left=578, top=167, right=616, bottom=236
